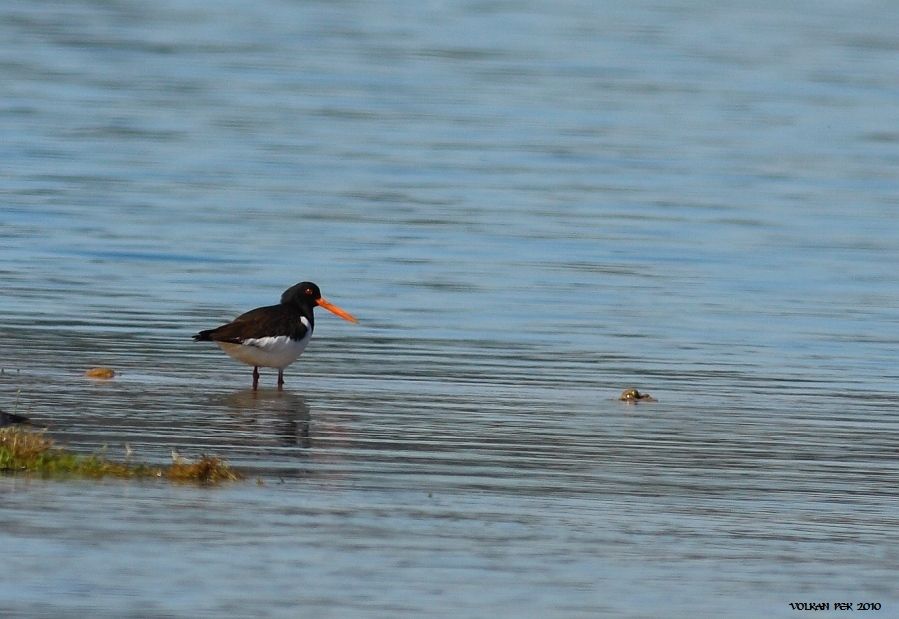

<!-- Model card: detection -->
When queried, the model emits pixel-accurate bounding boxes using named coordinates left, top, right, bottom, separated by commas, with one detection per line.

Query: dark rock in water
left=0, top=409, right=31, bottom=426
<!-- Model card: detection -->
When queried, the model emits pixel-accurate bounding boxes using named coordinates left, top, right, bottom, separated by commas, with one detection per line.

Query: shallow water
left=2, top=1, right=898, bottom=617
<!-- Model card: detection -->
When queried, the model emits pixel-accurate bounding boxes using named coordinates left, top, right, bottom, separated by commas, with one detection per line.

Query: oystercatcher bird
left=193, top=282, right=357, bottom=390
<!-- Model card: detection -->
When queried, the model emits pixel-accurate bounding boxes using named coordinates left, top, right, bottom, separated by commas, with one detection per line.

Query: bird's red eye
left=305, top=288, right=314, bottom=295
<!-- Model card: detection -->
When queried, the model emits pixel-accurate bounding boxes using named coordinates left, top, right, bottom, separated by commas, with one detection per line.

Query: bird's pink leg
left=252, top=366, right=260, bottom=390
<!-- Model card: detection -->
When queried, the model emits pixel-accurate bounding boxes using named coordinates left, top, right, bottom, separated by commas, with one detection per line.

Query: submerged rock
left=85, top=367, right=116, bottom=379
left=0, top=409, right=30, bottom=427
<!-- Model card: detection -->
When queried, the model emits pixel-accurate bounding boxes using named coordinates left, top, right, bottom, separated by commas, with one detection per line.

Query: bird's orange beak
left=316, top=297, right=358, bottom=323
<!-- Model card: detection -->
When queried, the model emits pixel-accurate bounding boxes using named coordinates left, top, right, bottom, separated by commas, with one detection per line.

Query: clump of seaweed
left=167, top=455, right=241, bottom=484
left=0, top=427, right=241, bottom=485
left=618, top=387, right=658, bottom=403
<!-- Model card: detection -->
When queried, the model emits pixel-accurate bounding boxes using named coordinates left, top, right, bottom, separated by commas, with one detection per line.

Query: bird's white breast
left=216, top=318, right=312, bottom=369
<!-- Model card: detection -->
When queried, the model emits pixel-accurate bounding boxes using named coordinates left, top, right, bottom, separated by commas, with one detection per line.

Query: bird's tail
left=192, top=329, right=215, bottom=341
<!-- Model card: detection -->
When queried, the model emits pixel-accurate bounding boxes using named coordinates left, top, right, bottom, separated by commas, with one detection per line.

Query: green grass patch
left=0, top=426, right=242, bottom=485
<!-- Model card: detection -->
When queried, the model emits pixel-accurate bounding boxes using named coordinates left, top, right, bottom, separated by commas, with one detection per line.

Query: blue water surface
left=2, top=1, right=898, bottom=617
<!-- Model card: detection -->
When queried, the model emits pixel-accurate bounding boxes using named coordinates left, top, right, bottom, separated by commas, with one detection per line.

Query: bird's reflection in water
left=221, top=388, right=311, bottom=447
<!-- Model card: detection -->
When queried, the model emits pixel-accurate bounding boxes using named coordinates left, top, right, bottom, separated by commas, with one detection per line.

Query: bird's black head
left=281, top=281, right=321, bottom=307
left=280, top=281, right=358, bottom=323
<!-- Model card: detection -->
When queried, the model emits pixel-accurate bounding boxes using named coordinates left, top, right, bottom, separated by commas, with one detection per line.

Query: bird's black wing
left=193, top=304, right=309, bottom=343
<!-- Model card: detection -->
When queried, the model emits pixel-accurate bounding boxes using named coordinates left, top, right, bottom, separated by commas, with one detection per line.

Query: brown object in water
left=85, top=367, right=116, bottom=379
left=619, top=387, right=657, bottom=403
